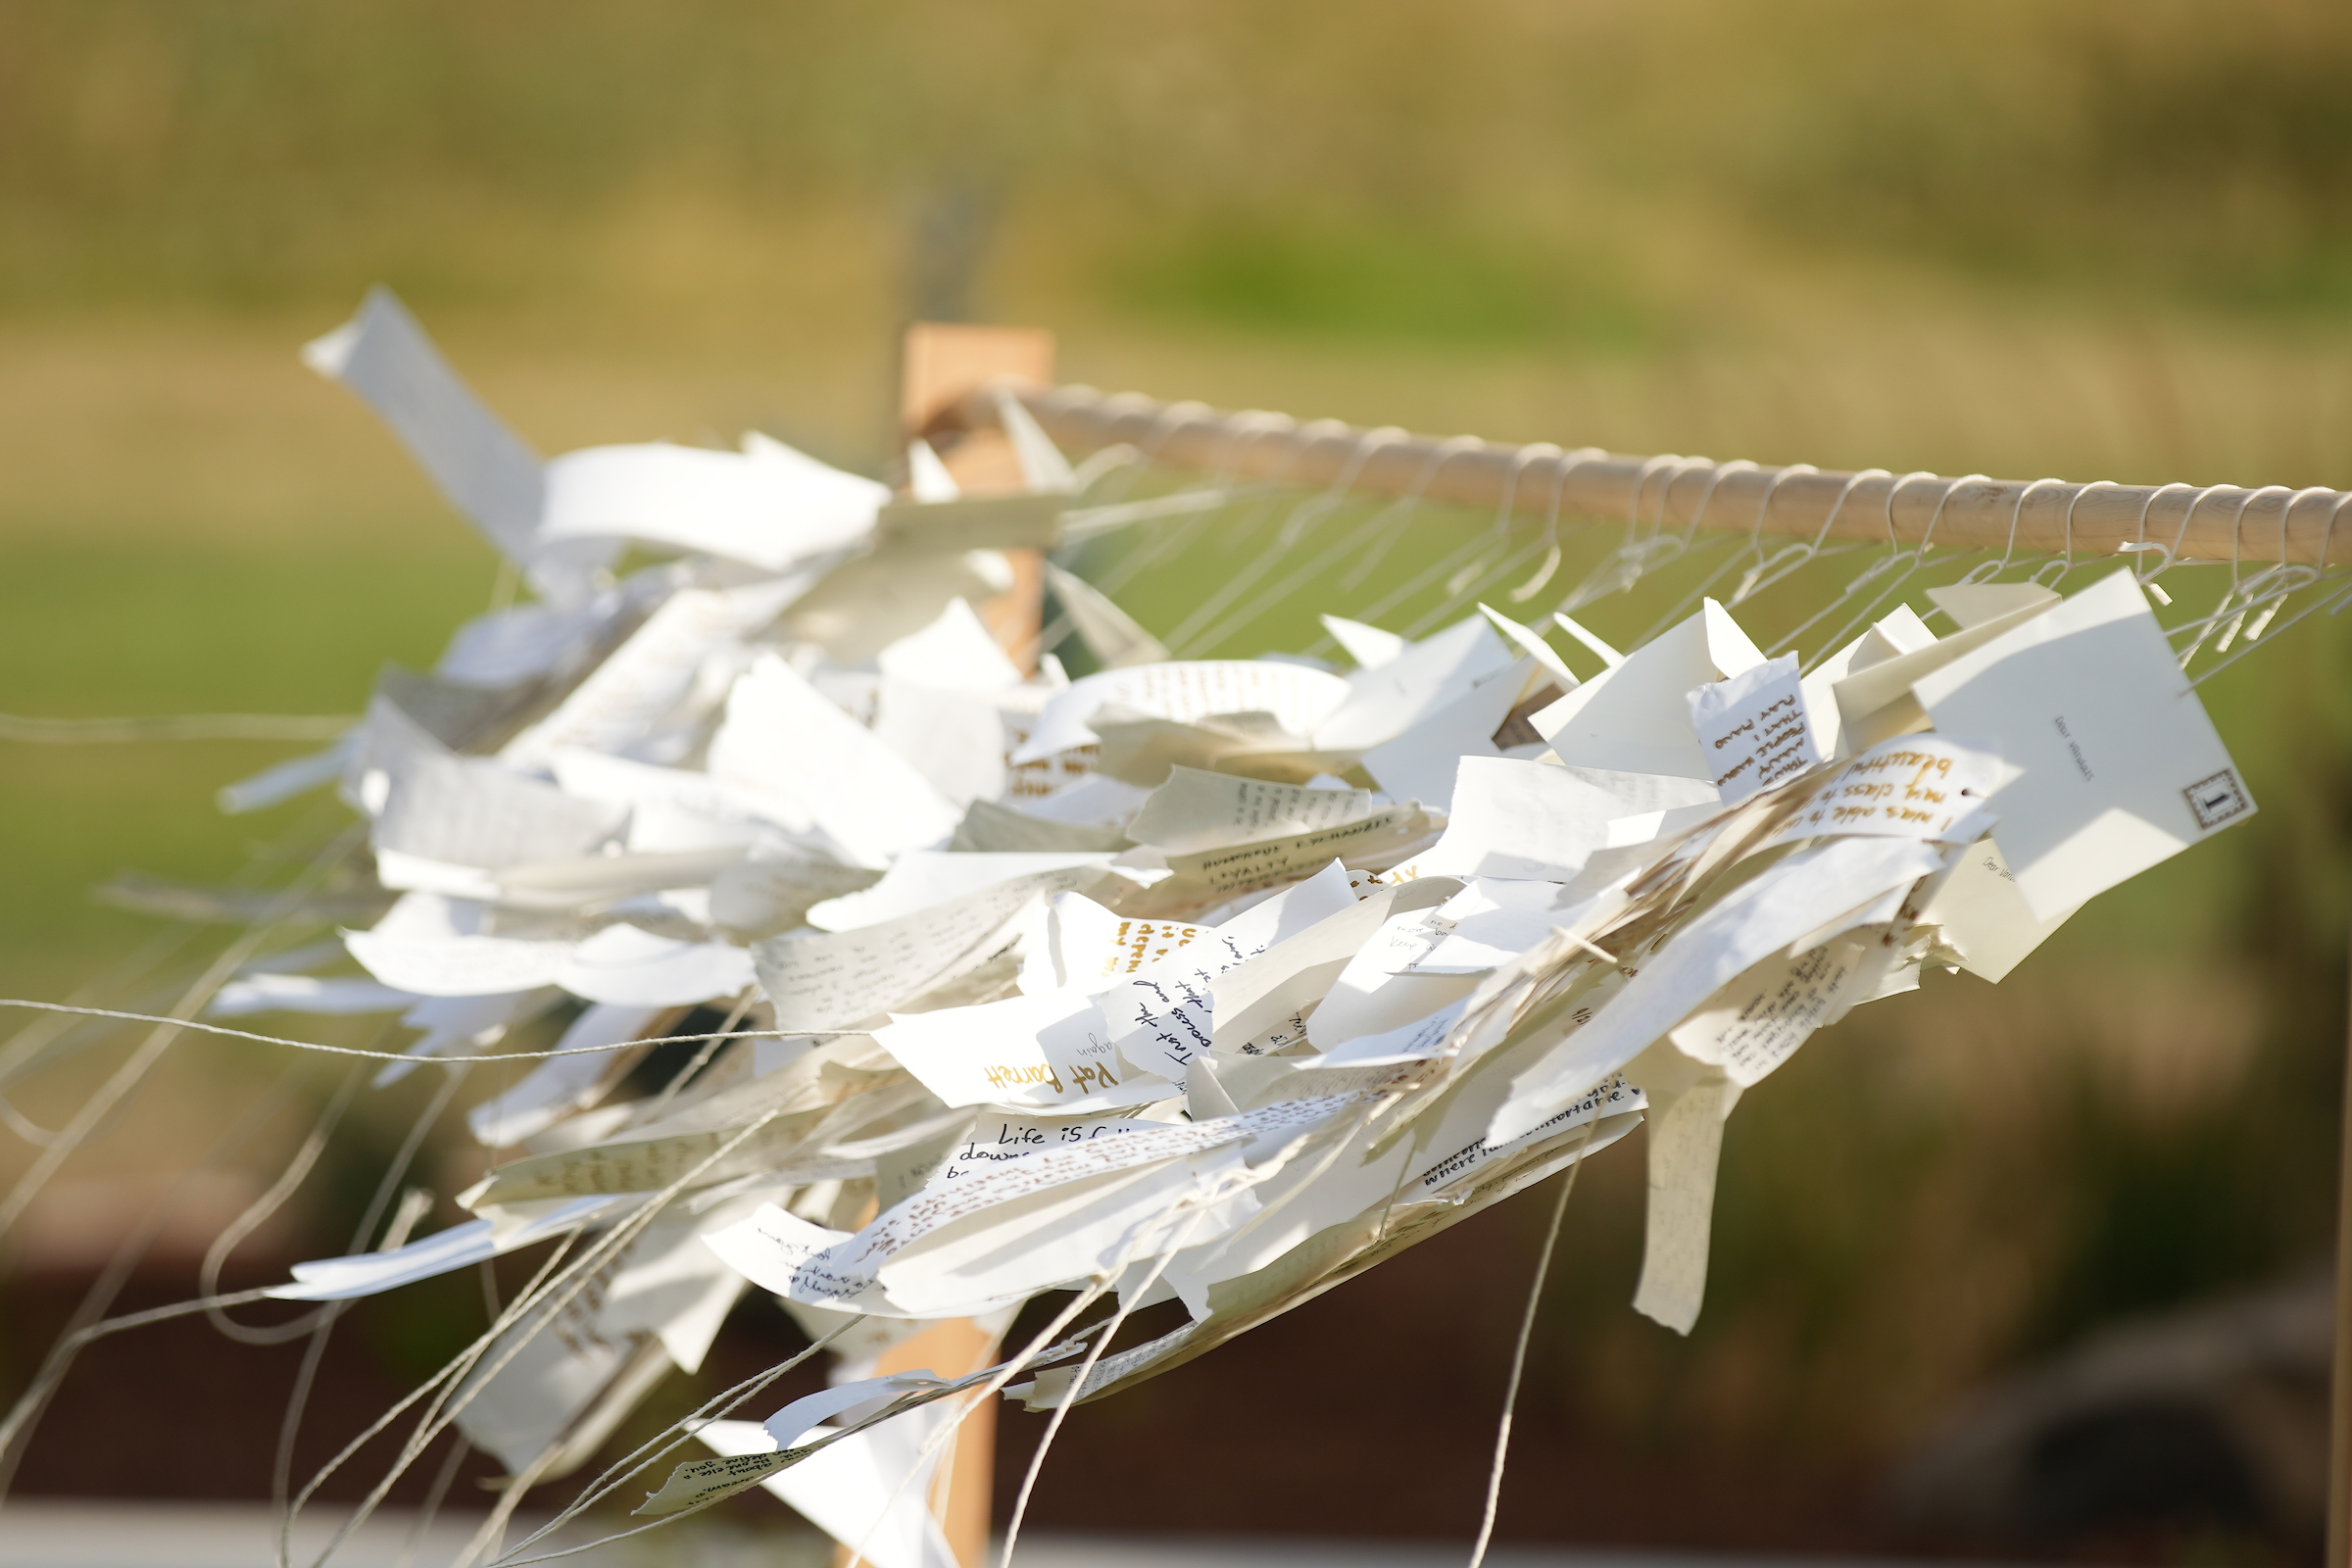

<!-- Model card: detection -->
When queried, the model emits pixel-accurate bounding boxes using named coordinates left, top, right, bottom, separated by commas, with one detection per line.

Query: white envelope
left=1914, top=569, right=2255, bottom=921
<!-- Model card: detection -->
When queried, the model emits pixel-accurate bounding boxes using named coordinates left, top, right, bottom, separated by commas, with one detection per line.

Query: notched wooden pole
left=835, top=320, right=1058, bottom=1568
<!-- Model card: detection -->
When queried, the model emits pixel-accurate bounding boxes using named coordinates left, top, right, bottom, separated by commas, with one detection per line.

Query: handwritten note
left=1098, top=861, right=1358, bottom=1080
left=1125, top=765, right=1374, bottom=854
left=1764, top=735, right=2004, bottom=850
left=1162, top=806, right=1433, bottom=897
left=752, top=866, right=1103, bottom=1031
left=928, top=1111, right=1149, bottom=1188
left=1668, top=939, right=1882, bottom=1086
left=1688, top=654, right=1817, bottom=804
left=703, top=1101, right=1348, bottom=1310
left=1409, top=1075, right=1643, bottom=1195
left=1018, top=893, right=1210, bottom=994
left=876, top=990, right=1166, bottom=1108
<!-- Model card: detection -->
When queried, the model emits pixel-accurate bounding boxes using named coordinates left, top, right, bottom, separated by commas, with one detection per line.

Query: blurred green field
left=8, top=0, right=2352, bottom=1543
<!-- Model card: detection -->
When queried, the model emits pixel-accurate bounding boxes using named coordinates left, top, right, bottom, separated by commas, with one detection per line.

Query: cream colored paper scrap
left=1161, top=805, right=1434, bottom=898
left=500, top=576, right=814, bottom=772
left=1831, top=594, right=2061, bottom=753
left=1490, top=835, right=1946, bottom=1144
left=1533, top=601, right=1765, bottom=779
left=1920, top=835, right=2080, bottom=982
left=754, top=866, right=1104, bottom=1031
left=1667, top=937, right=1887, bottom=1088
left=1126, top=764, right=1374, bottom=855
left=876, top=989, right=1167, bottom=1108
left=536, top=434, right=885, bottom=572
left=1014, top=661, right=1350, bottom=763
left=1359, top=660, right=1539, bottom=811
left=1626, top=1042, right=1740, bottom=1336
left=1098, top=860, right=1358, bottom=1081
left=709, top=654, right=961, bottom=866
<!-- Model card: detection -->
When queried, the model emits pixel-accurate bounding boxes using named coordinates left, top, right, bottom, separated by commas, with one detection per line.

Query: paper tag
left=753, top=867, right=1101, bottom=1031
left=1689, top=654, right=1817, bottom=804
left=638, top=1445, right=817, bottom=1515
left=928, top=1112, right=1152, bottom=1188
left=1409, top=1075, right=1643, bottom=1194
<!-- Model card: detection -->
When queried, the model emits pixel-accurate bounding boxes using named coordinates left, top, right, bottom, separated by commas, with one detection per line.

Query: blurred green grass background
left=8, top=0, right=2352, bottom=1537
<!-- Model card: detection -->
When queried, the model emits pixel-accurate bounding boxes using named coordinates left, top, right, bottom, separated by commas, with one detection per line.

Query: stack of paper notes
left=144, top=291, right=2261, bottom=1565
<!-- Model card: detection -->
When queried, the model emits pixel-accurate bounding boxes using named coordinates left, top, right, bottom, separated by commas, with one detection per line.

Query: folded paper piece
left=1535, top=601, right=1764, bottom=778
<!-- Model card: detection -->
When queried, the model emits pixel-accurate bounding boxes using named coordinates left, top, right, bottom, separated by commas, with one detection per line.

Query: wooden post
left=838, top=321, right=1056, bottom=1568
left=902, top=321, right=1057, bottom=672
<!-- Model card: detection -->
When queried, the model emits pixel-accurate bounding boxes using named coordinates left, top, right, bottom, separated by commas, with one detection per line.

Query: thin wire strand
left=289, top=1104, right=797, bottom=1566
left=1160, top=422, right=1396, bottom=650
left=1465, top=1127, right=1596, bottom=1568
left=0, top=1001, right=851, bottom=1066
left=271, top=1067, right=474, bottom=1549
left=0, top=1060, right=317, bottom=1500
left=0, top=826, right=364, bottom=1250
left=0, top=712, right=355, bottom=743
left=1179, top=432, right=1486, bottom=655
left=996, top=1203, right=1215, bottom=1568
left=201, top=1063, right=366, bottom=1346
left=822, top=1283, right=1119, bottom=1568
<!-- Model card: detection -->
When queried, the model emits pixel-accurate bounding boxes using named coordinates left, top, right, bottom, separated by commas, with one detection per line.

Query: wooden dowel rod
left=989, top=383, right=2352, bottom=568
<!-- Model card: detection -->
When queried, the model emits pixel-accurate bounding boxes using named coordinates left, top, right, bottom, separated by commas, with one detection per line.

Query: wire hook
left=1953, top=476, right=2064, bottom=587
left=1484, top=441, right=1558, bottom=598
left=1510, top=446, right=1604, bottom=602
left=1740, top=466, right=1889, bottom=608
left=2030, top=479, right=2112, bottom=588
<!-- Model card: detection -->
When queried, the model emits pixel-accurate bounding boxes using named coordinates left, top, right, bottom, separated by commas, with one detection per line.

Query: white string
left=833, top=1284, right=1120, bottom=1568
left=299, top=1102, right=799, bottom=1567
left=1161, top=421, right=1399, bottom=651
left=1184, top=432, right=1482, bottom=654
left=0, top=712, right=355, bottom=743
left=495, top=1323, right=858, bottom=1563
left=0, top=1000, right=827, bottom=1068
left=1465, top=1135, right=1592, bottom=1568
left=995, top=1201, right=1219, bottom=1568
left=1772, top=469, right=1935, bottom=659
left=1509, top=447, right=1604, bottom=603
left=0, top=826, right=367, bottom=1249
left=1554, top=453, right=1702, bottom=614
